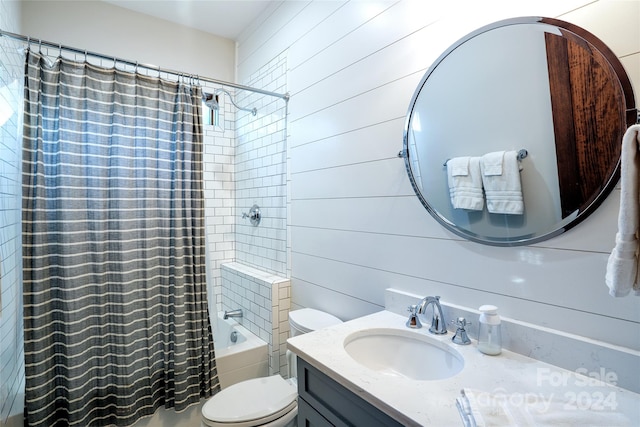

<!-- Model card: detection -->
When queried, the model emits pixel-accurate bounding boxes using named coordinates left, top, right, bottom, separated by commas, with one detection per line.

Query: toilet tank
left=287, top=308, right=343, bottom=379
left=288, top=308, right=342, bottom=337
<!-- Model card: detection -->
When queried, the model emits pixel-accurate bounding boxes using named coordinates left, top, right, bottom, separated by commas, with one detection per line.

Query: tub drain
left=230, top=331, right=238, bottom=343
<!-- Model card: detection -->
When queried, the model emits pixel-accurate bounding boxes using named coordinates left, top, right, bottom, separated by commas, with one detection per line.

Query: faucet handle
left=406, top=305, right=422, bottom=329
left=451, top=317, right=472, bottom=345
left=451, top=317, right=471, bottom=329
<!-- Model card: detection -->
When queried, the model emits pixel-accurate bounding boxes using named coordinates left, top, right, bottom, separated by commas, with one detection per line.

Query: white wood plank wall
left=236, top=0, right=640, bottom=351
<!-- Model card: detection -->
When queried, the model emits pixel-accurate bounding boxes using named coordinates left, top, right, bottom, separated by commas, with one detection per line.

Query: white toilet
left=201, top=308, right=343, bottom=427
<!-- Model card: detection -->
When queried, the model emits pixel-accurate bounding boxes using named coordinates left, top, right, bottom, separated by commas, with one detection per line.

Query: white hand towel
left=480, top=150, right=524, bottom=215
left=606, top=124, right=640, bottom=297
left=447, top=156, right=484, bottom=211
left=460, top=388, right=630, bottom=427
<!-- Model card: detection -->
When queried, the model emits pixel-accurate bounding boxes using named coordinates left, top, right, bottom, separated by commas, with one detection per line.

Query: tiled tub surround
left=0, top=1, right=25, bottom=424
left=213, top=311, right=269, bottom=389
left=221, top=262, right=291, bottom=376
left=288, top=309, right=640, bottom=426
left=202, top=104, right=236, bottom=317
left=234, top=52, right=288, bottom=277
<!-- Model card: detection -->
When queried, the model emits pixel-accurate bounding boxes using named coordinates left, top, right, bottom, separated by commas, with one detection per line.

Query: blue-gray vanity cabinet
left=296, top=357, right=404, bottom=427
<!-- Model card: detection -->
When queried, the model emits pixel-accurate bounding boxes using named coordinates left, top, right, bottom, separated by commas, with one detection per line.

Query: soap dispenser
left=477, top=305, right=502, bottom=355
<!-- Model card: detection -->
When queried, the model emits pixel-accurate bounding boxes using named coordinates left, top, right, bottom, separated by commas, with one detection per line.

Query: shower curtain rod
left=0, top=28, right=290, bottom=102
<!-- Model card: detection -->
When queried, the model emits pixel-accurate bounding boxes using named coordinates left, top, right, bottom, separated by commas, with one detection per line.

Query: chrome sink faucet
left=223, top=308, right=243, bottom=320
left=418, top=296, right=447, bottom=335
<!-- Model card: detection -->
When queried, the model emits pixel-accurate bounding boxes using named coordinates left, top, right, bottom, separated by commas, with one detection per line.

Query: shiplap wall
left=236, top=0, right=640, bottom=352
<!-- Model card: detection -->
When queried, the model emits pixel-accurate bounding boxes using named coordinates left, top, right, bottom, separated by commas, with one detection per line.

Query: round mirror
left=403, top=17, right=637, bottom=246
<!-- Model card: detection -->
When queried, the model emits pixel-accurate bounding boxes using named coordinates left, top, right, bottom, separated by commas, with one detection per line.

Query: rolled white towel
left=606, top=234, right=639, bottom=297
left=606, top=124, right=640, bottom=297
left=447, top=156, right=484, bottom=211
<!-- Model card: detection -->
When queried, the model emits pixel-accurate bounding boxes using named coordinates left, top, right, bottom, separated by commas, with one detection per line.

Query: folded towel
left=462, top=387, right=542, bottom=426
left=606, top=124, right=640, bottom=297
left=480, top=150, right=524, bottom=215
left=447, top=156, right=484, bottom=211
left=481, top=150, right=504, bottom=176
left=457, top=389, right=480, bottom=427
left=457, top=388, right=630, bottom=427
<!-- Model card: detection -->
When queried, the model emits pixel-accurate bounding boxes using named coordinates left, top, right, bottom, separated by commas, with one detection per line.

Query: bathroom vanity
left=297, top=358, right=402, bottom=427
left=288, top=310, right=640, bottom=426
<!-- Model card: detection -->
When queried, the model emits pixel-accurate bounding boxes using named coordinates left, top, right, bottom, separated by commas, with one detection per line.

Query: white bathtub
left=213, top=311, right=269, bottom=389
left=130, top=312, right=268, bottom=427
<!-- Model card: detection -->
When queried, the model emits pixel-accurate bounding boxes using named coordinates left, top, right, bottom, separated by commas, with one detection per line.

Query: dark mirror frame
left=402, top=16, right=637, bottom=246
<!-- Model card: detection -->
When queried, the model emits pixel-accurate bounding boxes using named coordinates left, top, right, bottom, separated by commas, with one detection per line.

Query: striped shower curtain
left=22, top=50, right=219, bottom=427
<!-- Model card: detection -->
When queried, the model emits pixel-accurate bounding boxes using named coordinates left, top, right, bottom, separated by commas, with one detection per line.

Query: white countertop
left=287, top=310, right=640, bottom=426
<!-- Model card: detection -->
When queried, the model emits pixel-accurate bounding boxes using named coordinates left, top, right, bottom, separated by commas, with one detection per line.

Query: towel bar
left=443, top=149, right=528, bottom=167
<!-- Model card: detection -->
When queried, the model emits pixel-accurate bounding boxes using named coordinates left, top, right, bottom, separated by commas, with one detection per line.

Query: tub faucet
left=223, top=309, right=243, bottom=320
left=418, top=296, right=447, bottom=335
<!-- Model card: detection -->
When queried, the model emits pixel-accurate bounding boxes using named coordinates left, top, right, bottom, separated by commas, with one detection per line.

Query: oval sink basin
left=343, top=328, right=464, bottom=381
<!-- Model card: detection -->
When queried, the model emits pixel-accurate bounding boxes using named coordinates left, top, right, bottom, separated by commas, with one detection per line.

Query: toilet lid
left=289, top=308, right=342, bottom=333
left=202, top=375, right=297, bottom=424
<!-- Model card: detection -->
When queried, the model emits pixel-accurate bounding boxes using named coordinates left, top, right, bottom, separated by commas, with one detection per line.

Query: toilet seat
left=202, top=375, right=297, bottom=427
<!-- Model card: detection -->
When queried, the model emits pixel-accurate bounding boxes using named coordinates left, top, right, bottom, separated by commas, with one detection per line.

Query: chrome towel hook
left=242, top=204, right=261, bottom=226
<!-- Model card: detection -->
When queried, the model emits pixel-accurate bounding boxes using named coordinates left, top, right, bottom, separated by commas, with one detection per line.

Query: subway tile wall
left=235, top=52, right=288, bottom=276
left=0, top=0, right=25, bottom=425
left=221, top=262, right=291, bottom=376
left=202, top=92, right=236, bottom=316
left=203, top=53, right=291, bottom=378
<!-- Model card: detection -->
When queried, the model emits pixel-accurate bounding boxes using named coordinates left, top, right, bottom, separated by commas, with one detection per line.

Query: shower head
left=203, top=89, right=257, bottom=116
left=202, top=92, right=219, bottom=110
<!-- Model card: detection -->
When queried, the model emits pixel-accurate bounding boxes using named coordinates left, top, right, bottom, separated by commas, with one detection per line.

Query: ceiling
left=103, top=0, right=276, bottom=40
